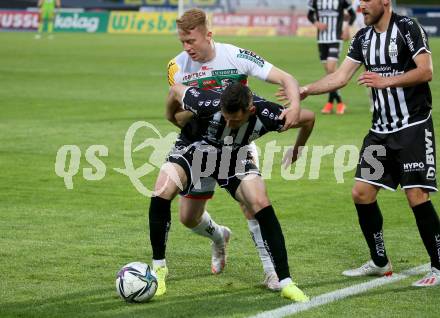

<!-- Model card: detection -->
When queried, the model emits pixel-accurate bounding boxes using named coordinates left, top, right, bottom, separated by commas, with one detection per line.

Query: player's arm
left=166, top=59, right=194, bottom=127
left=56, top=0, right=61, bottom=8
left=282, top=109, right=315, bottom=167
left=301, top=57, right=361, bottom=99
left=358, top=54, right=432, bottom=90
left=307, top=3, right=327, bottom=31
left=265, top=66, right=301, bottom=131
left=166, top=84, right=190, bottom=128
left=38, top=0, right=43, bottom=7
left=347, top=7, right=356, bottom=26
left=342, top=6, right=356, bottom=40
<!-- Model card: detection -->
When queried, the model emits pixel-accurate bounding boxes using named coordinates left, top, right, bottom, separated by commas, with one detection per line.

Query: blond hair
left=176, top=8, right=210, bottom=33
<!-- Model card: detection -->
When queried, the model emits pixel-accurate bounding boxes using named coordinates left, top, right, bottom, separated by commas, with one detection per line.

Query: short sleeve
left=254, top=96, right=284, bottom=132
left=404, top=18, right=431, bottom=59
left=167, top=59, right=178, bottom=86
left=346, top=30, right=364, bottom=64
left=307, top=0, right=315, bottom=10
left=182, top=88, right=221, bottom=118
left=226, top=44, right=273, bottom=81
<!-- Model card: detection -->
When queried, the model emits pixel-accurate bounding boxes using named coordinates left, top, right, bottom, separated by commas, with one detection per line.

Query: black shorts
left=318, top=42, right=342, bottom=62
left=355, top=117, right=437, bottom=192
left=167, top=140, right=260, bottom=199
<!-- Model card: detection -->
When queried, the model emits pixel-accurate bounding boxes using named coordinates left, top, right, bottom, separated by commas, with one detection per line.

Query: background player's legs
left=343, top=181, right=392, bottom=277
left=47, top=11, right=55, bottom=36
left=36, top=11, right=46, bottom=38
left=325, top=59, right=345, bottom=114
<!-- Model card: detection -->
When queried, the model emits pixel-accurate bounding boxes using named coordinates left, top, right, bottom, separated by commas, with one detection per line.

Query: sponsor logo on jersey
left=198, top=101, right=204, bottom=106
left=213, top=99, right=220, bottom=107
left=204, top=100, right=212, bottom=107
left=389, top=37, right=398, bottom=57
left=183, top=71, right=207, bottom=81
left=221, top=78, right=234, bottom=88
left=262, top=108, right=270, bottom=116
left=399, top=17, right=413, bottom=26
left=188, top=88, right=200, bottom=97
left=212, top=69, right=239, bottom=76
left=403, top=162, right=425, bottom=172
left=188, top=81, right=198, bottom=87
left=425, top=128, right=436, bottom=180
left=405, top=31, right=415, bottom=53
left=237, top=49, right=265, bottom=67
left=202, top=79, right=217, bottom=87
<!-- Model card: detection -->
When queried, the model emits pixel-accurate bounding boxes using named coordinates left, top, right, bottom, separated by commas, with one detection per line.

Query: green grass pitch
left=1, top=32, right=440, bottom=317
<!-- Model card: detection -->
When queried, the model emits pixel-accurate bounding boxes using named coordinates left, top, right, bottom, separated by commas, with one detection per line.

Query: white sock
left=248, top=219, right=276, bottom=273
left=191, top=211, right=224, bottom=245
left=279, top=277, right=293, bottom=289
left=153, top=259, right=166, bottom=268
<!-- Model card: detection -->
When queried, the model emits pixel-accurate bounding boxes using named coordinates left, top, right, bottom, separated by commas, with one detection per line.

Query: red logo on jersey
left=202, top=79, right=217, bottom=87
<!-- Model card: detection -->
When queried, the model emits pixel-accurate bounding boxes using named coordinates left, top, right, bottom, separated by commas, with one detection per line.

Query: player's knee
left=405, top=188, right=429, bottom=207
left=154, top=179, right=177, bottom=200
left=179, top=212, right=197, bottom=227
left=251, top=196, right=271, bottom=212
left=352, top=186, right=375, bottom=204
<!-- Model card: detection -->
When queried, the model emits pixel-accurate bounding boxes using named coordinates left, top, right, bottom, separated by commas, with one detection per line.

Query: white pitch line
left=250, top=263, right=430, bottom=318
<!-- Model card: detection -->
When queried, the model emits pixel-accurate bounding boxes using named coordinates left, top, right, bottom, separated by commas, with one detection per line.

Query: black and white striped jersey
left=308, top=0, right=355, bottom=43
left=347, top=13, right=432, bottom=134
left=181, top=87, right=284, bottom=150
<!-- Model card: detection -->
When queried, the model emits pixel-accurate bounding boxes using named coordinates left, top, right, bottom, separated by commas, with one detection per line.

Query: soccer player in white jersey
left=153, top=8, right=302, bottom=296
left=300, top=0, right=440, bottom=287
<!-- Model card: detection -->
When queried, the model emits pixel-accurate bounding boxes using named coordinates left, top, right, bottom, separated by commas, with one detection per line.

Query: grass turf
left=1, top=32, right=439, bottom=317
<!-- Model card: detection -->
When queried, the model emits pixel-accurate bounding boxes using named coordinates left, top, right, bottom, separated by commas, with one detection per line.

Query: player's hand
left=299, top=86, right=309, bottom=100
left=357, top=71, right=390, bottom=89
left=299, top=86, right=309, bottom=101
left=282, top=146, right=303, bottom=168
left=315, top=22, right=328, bottom=31
left=275, top=87, right=289, bottom=106
left=279, top=106, right=300, bottom=131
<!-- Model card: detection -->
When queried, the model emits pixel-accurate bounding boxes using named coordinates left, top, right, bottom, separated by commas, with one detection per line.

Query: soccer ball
left=116, top=262, right=158, bottom=303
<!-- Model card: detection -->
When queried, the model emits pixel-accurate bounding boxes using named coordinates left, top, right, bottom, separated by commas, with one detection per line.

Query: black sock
left=412, top=201, right=440, bottom=270
left=328, top=91, right=342, bottom=103
left=355, top=201, right=389, bottom=267
left=149, top=196, right=171, bottom=260
left=328, top=92, right=334, bottom=103
left=254, top=205, right=290, bottom=281
left=334, top=90, right=342, bottom=103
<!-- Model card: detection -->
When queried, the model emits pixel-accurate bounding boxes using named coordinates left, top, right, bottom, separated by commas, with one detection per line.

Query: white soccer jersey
left=167, top=42, right=273, bottom=89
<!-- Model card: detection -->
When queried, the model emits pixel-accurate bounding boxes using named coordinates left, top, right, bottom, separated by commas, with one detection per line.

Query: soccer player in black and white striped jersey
left=301, top=0, right=440, bottom=287
left=307, top=0, right=356, bottom=114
